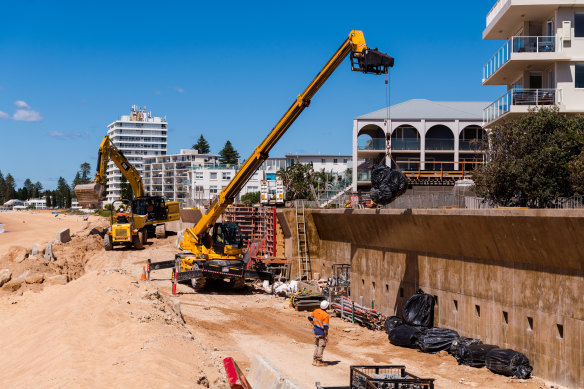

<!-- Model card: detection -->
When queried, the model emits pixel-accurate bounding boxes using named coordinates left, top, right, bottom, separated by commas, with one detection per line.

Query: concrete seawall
left=282, top=208, right=584, bottom=388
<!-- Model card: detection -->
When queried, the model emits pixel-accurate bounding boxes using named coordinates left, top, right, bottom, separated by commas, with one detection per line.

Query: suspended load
left=370, top=163, right=408, bottom=205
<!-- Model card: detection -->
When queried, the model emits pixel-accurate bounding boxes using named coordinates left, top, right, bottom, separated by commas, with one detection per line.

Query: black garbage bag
left=485, top=348, right=533, bottom=379
left=384, top=316, right=404, bottom=335
left=456, top=344, right=499, bottom=367
left=388, top=324, right=426, bottom=348
left=417, top=327, right=459, bottom=353
left=402, top=289, right=435, bottom=328
left=370, top=164, right=408, bottom=205
left=449, top=336, right=483, bottom=356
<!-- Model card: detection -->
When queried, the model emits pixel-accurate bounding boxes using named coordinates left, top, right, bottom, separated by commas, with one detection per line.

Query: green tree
left=56, top=177, right=70, bottom=208
left=45, top=191, right=52, bottom=208
left=0, top=171, right=5, bottom=204
left=33, top=181, right=43, bottom=198
left=72, top=172, right=82, bottom=189
left=276, top=162, right=315, bottom=200
left=51, top=193, right=57, bottom=208
left=23, top=178, right=34, bottom=199
left=65, top=191, right=72, bottom=208
left=3, top=174, right=16, bottom=201
left=240, top=191, right=261, bottom=205
left=120, top=175, right=133, bottom=200
left=473, top=107, right=584, bottom=207
left=80, top=162, right=92, bottom=184
left=218, top=140, right=240, bottom=165
left=192, top=134, right=211, bottom=154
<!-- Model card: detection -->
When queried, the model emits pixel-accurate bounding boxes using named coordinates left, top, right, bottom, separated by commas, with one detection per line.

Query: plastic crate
left=350, top=365, right=435, bottom=389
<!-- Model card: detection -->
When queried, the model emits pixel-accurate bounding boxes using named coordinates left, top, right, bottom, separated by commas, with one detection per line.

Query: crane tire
left=191, top=277, right=206, bottom=291
left=139, top=229, right=148, bottom=245
left=132, top=234, right=144, bottom=249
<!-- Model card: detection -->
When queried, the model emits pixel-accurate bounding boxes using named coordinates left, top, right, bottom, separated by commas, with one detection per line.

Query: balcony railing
left=483, top=36, right=557, bottom=81
left=484, top=88, right=561, bottom=123
left=459, top=139, right=484, bottom=151
left=425, top=138, right=454, bottom=151
left=357, top=138, right=386, bottom=151
left=357, top=169, right=371, bottom=181
left=391, top=138, right=421, bottom=150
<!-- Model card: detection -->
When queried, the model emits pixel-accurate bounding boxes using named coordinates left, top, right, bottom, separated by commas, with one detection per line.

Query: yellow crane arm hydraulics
left=181, top=30, right=393, bottom=250
left=75, top=135, right=145, bottom=204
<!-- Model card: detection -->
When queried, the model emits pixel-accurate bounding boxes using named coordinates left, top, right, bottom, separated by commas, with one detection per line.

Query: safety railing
left=357, top=138, right=386, bottom=151
left=483, top=36, right=558, bottom=81
left=483, top=88, right=561, bottom=123
left=425, top=138, right=455, bottom=151
left=391, top=138, right=420, bottom=150
left=459, top=139, right=485, bottom=151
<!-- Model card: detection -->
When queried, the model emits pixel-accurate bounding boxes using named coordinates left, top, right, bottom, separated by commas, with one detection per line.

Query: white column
left=352, top=119, right=358, bottom=192
left=454, top=120, right=460, bottom=170
left=420, top=120, right=426, bottom=170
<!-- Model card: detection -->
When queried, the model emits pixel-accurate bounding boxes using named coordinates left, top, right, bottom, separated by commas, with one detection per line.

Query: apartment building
left=105, top=106, right=167, bottom=203
left=483, top=0, right=584, bottom=126
left=352, top=99, right=488, bottom=192
left=285, top=154, right=351, bottom=176
left=143, top=150, right=219, bottom=206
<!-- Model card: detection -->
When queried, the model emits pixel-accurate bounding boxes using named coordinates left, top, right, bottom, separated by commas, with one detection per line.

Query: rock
left=2, top=280, right=22, bottom=292
left=172, top=300, right=184, bottom=322
left=15, top=270, right=31, bottom=282
left=55, top=228, right=71, bottom=244
left=45, top=275, right=67, bottom=286
left=3, top=246, right=28, bottom=263
left=14, top=251, right=29, bottom=263
left=0, top=269, right=12, bottom=287
left=25, top=273, right=45, bottom=284
left=44, top=242, right=55, bottom=261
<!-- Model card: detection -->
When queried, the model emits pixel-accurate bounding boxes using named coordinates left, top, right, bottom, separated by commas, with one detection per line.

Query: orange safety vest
left=308, top=308, right=329, bottom=336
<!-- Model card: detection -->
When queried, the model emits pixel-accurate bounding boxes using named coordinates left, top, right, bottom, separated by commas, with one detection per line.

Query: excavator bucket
left=74, top=181, right=103, bottom=205
left=351, top=48, right=394, bottom=75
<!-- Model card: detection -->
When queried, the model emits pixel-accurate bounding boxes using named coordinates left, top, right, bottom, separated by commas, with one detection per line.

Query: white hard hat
left=320, top=300, right=329, bottom=310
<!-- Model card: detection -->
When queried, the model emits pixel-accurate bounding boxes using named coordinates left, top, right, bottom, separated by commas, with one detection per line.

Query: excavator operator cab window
left=212, top=222, right=242, bottom=254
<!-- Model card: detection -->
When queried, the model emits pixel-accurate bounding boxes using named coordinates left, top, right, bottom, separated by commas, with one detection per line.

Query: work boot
left=316, top=361, right=327, bottom=367
left=312, top=359, right=318, bottom=366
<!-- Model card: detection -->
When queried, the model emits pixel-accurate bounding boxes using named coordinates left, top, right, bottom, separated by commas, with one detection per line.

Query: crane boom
left=181, top=30, right=393, bottom=249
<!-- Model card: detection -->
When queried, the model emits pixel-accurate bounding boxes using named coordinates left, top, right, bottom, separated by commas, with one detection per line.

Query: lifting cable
left=384, top=70, right=402, bottom=171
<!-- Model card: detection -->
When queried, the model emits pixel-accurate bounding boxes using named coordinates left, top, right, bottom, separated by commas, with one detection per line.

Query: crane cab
left=211, top=222, right=243, bottom=257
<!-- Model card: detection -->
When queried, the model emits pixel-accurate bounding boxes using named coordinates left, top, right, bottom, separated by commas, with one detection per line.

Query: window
left=333, top=158, right=338, bottom=164
left=209, top=185, right=218, bottom=194
left=247, top=186, right=258, bottom=193
left=222, top=172, right=231, bottom=180
left=195, top=172, right=203, bottom=179
left=321, top=158, right=326, bottom=163
left=344, top=159, right=348, bottom=164
left=576, top=64, right=584, bottom=88
left=210, top=172, right=218, bottom=179
left=576, top=13, right=584, bottom=37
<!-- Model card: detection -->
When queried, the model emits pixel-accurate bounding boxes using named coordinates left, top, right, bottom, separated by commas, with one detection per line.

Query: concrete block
left=55, top=228, right=71, bottom=244
left=44, top=242, right=55, bottom=262
left=0, top=269, right=12, bottom=287
left=247, top=355, right=302, bottom=389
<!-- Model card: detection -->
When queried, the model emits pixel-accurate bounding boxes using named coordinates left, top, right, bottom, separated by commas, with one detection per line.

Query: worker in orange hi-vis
left=307, top=300, right=330, bottom=366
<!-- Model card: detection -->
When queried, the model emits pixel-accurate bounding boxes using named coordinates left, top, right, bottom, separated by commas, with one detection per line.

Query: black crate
left=350, top=365, right=435, bottom=389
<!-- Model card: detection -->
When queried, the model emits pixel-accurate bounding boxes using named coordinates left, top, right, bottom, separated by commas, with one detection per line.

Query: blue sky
left=0, top=0, right=504, bottom=189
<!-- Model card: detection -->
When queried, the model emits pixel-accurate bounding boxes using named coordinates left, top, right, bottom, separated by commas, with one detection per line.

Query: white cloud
left=0, top=110, right=9, bottom=119
left=175, top=87, right=184, bottom=93
left=13, top=109, right=42, bottom=122
left=48, top=130, right=89, bottom=139
left=154, top=90, right=161, bottom=95
left=14, top=100, right=31, bottom=109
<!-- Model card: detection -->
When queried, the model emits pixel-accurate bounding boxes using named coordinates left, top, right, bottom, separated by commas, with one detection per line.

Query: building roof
left=356, top=99, right=490, bottom=121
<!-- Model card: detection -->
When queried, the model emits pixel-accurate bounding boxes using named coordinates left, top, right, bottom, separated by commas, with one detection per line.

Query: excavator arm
left=180, top=30, right=393, bottom=251
left=75, top=135, right=145, bottom=204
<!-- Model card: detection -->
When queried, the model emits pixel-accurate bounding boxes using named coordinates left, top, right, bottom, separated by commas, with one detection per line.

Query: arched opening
left=459, top=125, right=486, bottom=151
left=425, top=125, right=454, bottom=150
left=391, top=125, right=420, bottom=150
left=357, top=124, right=385, bottom=151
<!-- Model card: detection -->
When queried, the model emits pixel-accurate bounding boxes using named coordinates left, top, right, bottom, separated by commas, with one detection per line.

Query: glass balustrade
left=425, top=138, right=455, bottom=151
left=357, top=138, right=386, bottom=151
left=484, top=89, right=560, bottom=123
left=391, top=139, right=420, bottom=150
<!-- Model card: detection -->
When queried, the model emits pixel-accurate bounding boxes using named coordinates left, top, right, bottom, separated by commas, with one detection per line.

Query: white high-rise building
left=105, top=105, right=167, bottom=204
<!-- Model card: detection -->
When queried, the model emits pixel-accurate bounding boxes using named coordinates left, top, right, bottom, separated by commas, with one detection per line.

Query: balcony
left=357, top=138, right=385, bottom=151
left=484, top=88, right=561, bottom=124
left=392, top=139, right=420, bottom=151
left=356, top=169, right=371, bottom=182
left=425, top=138, right=454, bottom=151
left=483, top=36, right=561, bottom=84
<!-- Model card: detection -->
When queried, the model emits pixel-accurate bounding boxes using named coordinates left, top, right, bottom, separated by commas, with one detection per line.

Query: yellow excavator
left=150, top=30, right=394, bottom=289
left=75, top=135, right=180, bottom=250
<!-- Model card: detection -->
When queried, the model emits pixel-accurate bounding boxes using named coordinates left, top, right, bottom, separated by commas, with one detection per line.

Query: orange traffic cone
left=141, top=266, right=147, bottom=280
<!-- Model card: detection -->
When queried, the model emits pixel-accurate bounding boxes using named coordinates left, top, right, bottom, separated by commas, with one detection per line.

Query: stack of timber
left=332, top=296, right=386, bottom=330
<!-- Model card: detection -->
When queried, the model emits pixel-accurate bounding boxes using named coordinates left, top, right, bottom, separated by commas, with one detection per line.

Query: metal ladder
left=295, top=200, right=311, bottom=280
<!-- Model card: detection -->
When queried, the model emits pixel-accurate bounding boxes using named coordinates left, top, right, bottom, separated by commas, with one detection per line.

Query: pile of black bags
left=383, top=289, right=533, bottom=379
left=370, top=163, right=408, bottom=205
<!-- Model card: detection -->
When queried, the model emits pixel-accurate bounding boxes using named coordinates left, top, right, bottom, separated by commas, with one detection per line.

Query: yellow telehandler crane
left=150, top=30, right=394, bottom=289
left=75, top=135, right=180, bottom=250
